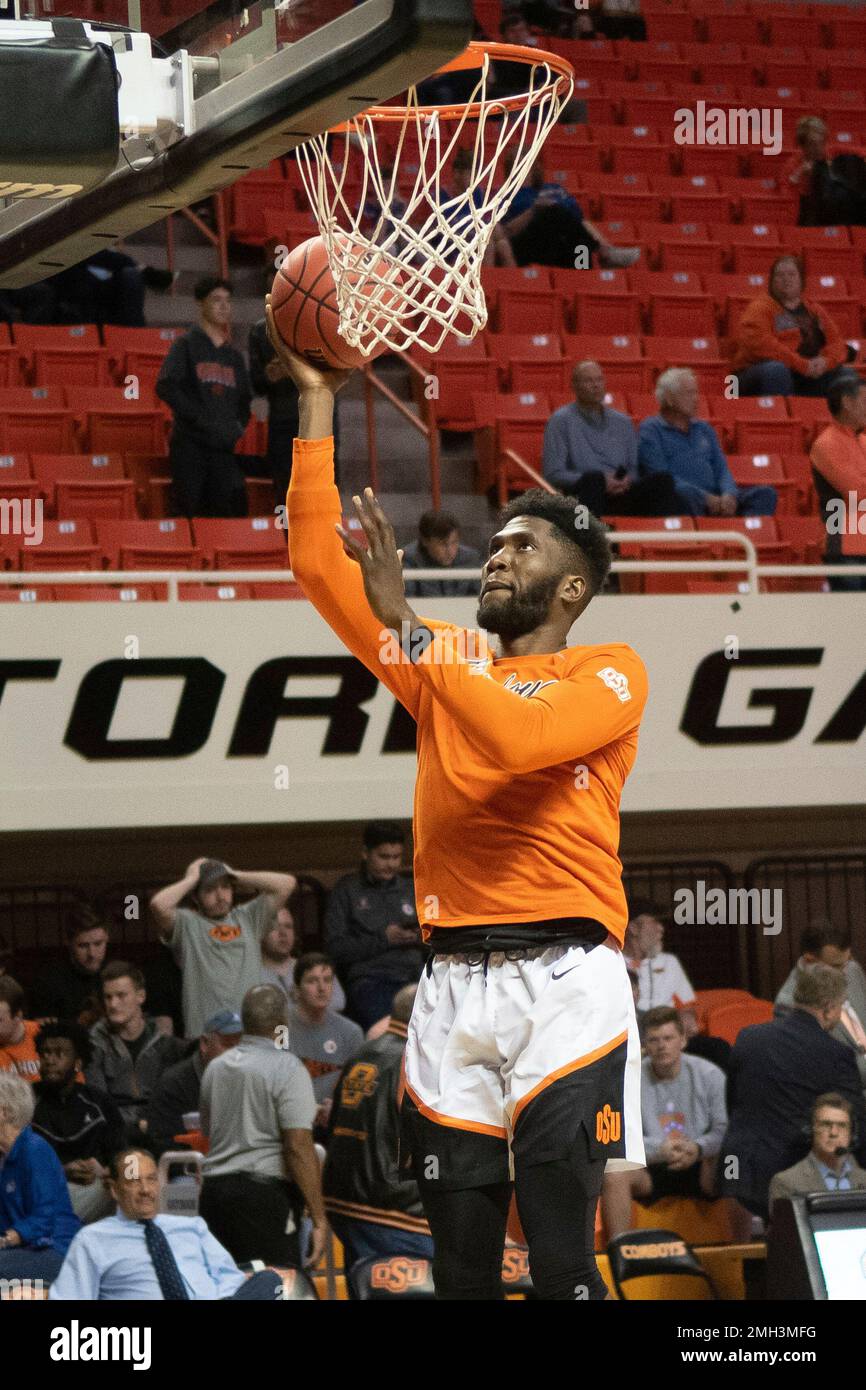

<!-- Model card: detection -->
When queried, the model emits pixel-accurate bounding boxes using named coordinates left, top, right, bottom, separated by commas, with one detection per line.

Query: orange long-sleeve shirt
left=811, top=421, right=866, bottom=556
left=730, top=293, right=848, bottom=375
left=287, top=438, right=648, bottom=943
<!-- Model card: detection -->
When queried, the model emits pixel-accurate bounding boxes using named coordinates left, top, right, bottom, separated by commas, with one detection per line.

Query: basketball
left=269, top=234, right=399, bottom=369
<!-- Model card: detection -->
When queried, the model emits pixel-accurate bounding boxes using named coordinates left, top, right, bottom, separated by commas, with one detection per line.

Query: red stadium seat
left=251, top=581, right=305, bottom=599
left=826, top=15, right=866, bottom=49
left=82, top=409, right=168, bottom=455
left=643, top=335, right=727, bottom=390
left=646, top=293, right=715, bottom=335
left=776, top=514, right=826, bottom=564
left=492, top=287, right=565, bottom=335
left=473, top=393, right=550, bottom=489
left=572, top=290, right=642, bottom=335
left=627, top=390, right=710, bottom=420
left=494, top=418, right=547, bottom=501
left=694, top=515, right=789, bottom=564
left=766, top=13, right=828, bottom=49
left=0, top=386, right=67, bottom=409
left=103, top=326, right=185, bottom=390
left=13, top=324, right=100, bottom=351
left=418, top=356, right=498, bottom=432
left=709, top=395, right=788, bottom=450
left=780, top=453, right=818, bottom=515
left=0, top=410, right=76, bottom=454
left=678, top=147, right=749, bottom=179
left=17, top=518, right=101, bottom=572
left=0, top=584, right=54, bottom=601
left=52, top=584, right=163, bottom=601
left=31, top=348, right=111, bottom=388
left=191, top=517, right=287, bottom=569
left=0, top=348, right=21, bottom=387
left=733, top=418, right=807, bottom=455
left=486, top=332, right=564, bottom=394
left=178, top=582, right=255, bottom=600
left=31, top=452, right=130, bottom=518
left=606, top=515, right=703, bottom=594
left=643, top=12, right=698, bottom=42
left=561, top=334, right=647, bottom=392
left=96, top=518, right=200, bottom=570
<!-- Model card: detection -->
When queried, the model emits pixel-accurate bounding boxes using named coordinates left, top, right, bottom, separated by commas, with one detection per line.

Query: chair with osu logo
left=348, top=1254, right=437, bottom=1300
left=606, top=1228, right=719, bottom=1300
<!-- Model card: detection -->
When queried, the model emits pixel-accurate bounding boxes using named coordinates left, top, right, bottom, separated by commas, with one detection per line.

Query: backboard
left=0, top=0, right=474, bottom=286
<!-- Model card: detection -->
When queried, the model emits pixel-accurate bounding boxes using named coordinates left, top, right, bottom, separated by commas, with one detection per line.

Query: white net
left=294, top=46, right=574, bottom=356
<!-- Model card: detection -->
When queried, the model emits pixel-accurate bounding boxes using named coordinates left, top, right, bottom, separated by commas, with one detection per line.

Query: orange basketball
left=269, top=234, right=398, bottom=369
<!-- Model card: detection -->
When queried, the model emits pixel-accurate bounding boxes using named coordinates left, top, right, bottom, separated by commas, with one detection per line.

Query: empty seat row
left=0, top=517, right=288, bottom=572
left=0, top=581, right=303, bottom=602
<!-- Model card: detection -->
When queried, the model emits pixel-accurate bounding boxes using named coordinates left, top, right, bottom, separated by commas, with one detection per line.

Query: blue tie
left=141, top=1219, right=190, bottom=1301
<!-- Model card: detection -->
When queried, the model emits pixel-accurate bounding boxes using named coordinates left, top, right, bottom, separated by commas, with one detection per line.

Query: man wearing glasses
left=769, top=1094, right=866, bottom=1211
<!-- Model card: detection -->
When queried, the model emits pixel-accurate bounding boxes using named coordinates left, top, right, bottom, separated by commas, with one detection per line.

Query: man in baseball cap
left=145, top=1008, right=243, bottom=1155
left=149, top=857, right=296, bottom=1038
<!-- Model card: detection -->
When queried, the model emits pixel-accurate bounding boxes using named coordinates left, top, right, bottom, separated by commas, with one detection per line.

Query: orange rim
left=330, top=40, right=574, bottom=129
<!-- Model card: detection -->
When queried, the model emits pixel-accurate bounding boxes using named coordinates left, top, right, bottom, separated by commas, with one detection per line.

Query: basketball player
left=267, top=301, right=647, bottom=1300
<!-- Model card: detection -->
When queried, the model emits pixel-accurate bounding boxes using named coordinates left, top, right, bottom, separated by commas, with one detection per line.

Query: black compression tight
left=417, top=1150, right=609, bottom=1301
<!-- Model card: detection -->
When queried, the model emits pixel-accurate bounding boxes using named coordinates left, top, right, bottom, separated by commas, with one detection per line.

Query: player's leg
left=413, top=1170, right=512, bottom=1300
left=513, top=1135, right=609, bottom=1300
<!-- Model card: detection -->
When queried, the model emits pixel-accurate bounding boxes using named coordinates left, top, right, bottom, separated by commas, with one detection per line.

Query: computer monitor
left=767, top=1192, right=866, bottom=1300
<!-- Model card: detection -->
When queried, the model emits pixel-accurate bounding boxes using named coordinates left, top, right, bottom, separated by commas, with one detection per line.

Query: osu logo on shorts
left=341, top=1062, right=379, bottom=1108
left=501, top=1248, right=530, bottom=1283
left=596, top=1103, right=621, bottom=1145
left=370, top=1257, right=428, bottom=1293
left=208, top=923, right=242, bottom=943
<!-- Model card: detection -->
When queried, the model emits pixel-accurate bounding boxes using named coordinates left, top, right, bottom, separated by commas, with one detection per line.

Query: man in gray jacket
left=769, top=1092, right=866, bottom=1212
left=401, top=511, right=482, bottom=599
left=775, top=921, right=866, bottom=1089
left=86, top=962, right=185, bottom=1130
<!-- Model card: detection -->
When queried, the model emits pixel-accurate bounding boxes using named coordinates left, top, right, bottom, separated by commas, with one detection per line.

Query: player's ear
left=561, top=572, right=586, bottom=606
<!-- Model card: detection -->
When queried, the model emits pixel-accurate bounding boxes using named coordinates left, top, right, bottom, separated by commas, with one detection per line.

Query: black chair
left=607, top=1228, right=719, bottom=1300
left=238, top=1261, right=318, bottom=1300
left=348, top=1254, right=436, bottom=1301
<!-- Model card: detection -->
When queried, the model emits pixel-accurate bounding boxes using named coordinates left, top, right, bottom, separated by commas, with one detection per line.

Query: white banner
left=2, top=594, right=865, bottom=831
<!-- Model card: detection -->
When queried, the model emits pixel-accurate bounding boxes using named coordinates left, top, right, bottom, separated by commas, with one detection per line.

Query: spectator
left=45, top=250, right=148, bottom=329
left=31, top=904, right=109, bottom=1027
left=769, top=1093, right=866, bottom=1211
left=261, top=908, right=349, bottom=1013
left=786, top=116, right=866, bottom=227
left=145, top=1009, right=242, bottom=1157
left=774, top=920, right=866, bottom=1087
left=326, top=822, right=424, bottom=1031
left=155, top=277, right=252, bottom=518
left=288, top=954, right=363, bottom=1135
left=626, top=901, right=696, bottom=1024
left=446, top=148, right=515, bottom=268
left=142, top=945, right=184, bottom=1038
left=0, top=976, right=41, bottom=1083
left=86, top=963, right=185, bottom=1130
left=0, top=1073, right=80, bottom=1284
left=324, top=984, right=433, bottom=1266
left=638, top=368, right=777, bottom=516
left=49, top=1146, right=282, bottom=1300
left=501, top=157, right=640, bottom=269
left=542, top=360, right=680, bottom=515
left=199, top=985, right=325, bottom=1269
left=681, top=1008, right=732, bottom=1076
left=810, top=373, right=866, bottom=592
left=730, top=255, right=852, bottom=398
left=402, top=511, right=482, bottom=598
left=719, top=965, right=866, bottom=1220
left=602, top=1007, right=728, bottom=1237
left=32, top=1021, right=126, bottom=1226
left=573, top=0, right=646, bottom=42
left=149, top=857, right=296, bottom=1039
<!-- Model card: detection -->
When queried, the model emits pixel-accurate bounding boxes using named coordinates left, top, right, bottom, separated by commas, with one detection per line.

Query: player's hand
left=265, top=295, right=353, bottom=395
left=336, top=488, right=416, bottom=632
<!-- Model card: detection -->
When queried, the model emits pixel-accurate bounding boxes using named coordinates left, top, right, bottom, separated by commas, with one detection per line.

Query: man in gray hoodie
left=86, top=962, right=186, bottom=1131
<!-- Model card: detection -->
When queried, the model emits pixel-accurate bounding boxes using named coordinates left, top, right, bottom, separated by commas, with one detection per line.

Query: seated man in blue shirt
left=543, top=360, right=680, bottom=517
left=638, top=368, right=777, bottom=517
left=0, top=1072, right=80, bottom=1284
left=49, top=1145, right=283, bottom=1300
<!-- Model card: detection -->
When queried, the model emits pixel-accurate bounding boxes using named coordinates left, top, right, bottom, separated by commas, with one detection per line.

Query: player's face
left=298, top=965, right=334, bottom=1011
left=365, top=843, right=403, bottom=880
left=197, top=879, right=234, bottom=919
left=479, top=517, right=580, bottom=640
left=70, top=926, right=108, bottom=974
left=38, top=1036, right=79, bottom=1086
left=645, top=1023, right=685, bottom=1069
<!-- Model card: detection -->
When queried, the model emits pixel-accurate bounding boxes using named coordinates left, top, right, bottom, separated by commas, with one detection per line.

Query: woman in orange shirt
left=731, top=255, right=852, bottom=399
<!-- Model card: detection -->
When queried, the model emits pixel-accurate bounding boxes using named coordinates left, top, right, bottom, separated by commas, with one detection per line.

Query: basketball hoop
left=294, top=41, right=574, bottom=356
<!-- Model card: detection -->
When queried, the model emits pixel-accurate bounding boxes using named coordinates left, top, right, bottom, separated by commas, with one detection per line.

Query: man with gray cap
left=150, top=858, right=296, bottom=1039
left=145, top=1009, right=242, bottom=1156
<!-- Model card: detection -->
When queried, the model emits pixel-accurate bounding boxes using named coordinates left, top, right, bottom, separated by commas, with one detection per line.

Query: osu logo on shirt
left=341, top=1062, right=379, bottom=1109
left=208, top=923, right=242, bottom=943
left=370, top=1257, right=428, bottom=1293
left=596, top=1103, right=622, bottom=1145
left=501, top=1248, right=530, bottom=1283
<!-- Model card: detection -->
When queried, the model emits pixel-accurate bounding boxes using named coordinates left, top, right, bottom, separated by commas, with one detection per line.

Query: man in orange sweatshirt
left=269, top=303, right=648, bottom=1301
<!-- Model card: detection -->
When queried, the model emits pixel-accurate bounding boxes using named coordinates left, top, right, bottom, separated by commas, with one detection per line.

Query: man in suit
left=774, top=920, right=866, bottom=1088
left=769, top=1093, right=866, bottom=1212
left=719, top=964, right=866, bottom=1222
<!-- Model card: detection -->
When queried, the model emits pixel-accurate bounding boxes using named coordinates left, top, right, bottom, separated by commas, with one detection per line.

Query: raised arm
left=267, top=299, right=422, bottom=719
left=224, top=867, right=295, bottom=910
left=149, top=858, right=207, bottom=937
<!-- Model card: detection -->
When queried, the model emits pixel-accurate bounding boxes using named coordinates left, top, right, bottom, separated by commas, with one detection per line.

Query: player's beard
left=477, top=572, right=561, bottom=641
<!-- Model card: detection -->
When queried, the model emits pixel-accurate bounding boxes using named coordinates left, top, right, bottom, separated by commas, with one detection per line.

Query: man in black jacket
left=32, top=1020, right=127, bottom=1225
left=31, top=905, right=110, bottom=1028
left=325, top=822, right=424, bottom=1031
left=719, top=964, right=866, bottom=1222
left=323, top=985, right=431, bottom=1268
left=156, top=277, right=252, bottom=518
left=145, top=1009, right=241, bottom=1155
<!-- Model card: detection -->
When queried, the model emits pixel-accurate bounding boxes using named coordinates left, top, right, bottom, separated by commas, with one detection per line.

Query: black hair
left=827, top=372, right=865, bottom=419
left=363, top=820, right=405, bottom=851
left=36, top=1019, right=93, bottom=1069
left=495, top=488, right=612, bottom=597
left=194, top=276, right=233, bottom=302
left=800, top=919, right=851, bottom=956
left=419, top=510, right=460, bottom=541
left=293, top=952, right=334, bottom=987
left=101, top=959, right=145, bottom=992
left=64, top=901, right=109, bottom=944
